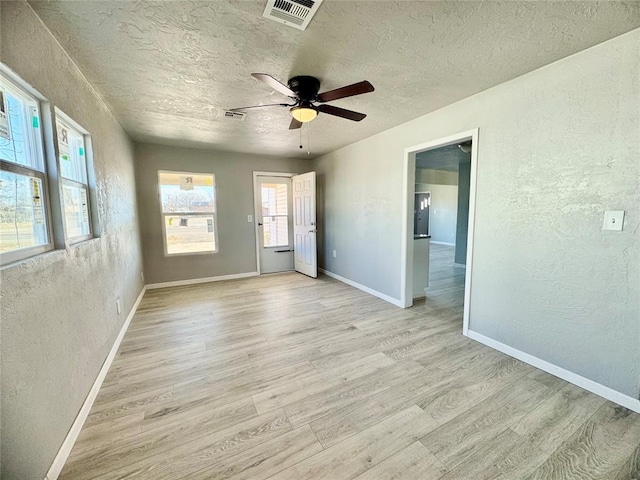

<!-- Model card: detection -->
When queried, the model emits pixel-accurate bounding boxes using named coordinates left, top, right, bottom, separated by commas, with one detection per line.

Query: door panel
left=293, top=172, right=317, bottom=278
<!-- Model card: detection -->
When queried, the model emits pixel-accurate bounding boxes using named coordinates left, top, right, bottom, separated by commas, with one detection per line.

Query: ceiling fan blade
left=316, top=81, right=374, bottom=103
left=289, top=118, right=303, bottom=130
left=251, top=73, right=296, bottom=98
left=228, top=103, right=293, bottom=111
left=228, top=103, right=292, bottom=111
left=316, top=104, right=366, bottom=122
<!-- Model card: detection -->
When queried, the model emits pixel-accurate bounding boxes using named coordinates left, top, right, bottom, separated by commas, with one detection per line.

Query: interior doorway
left=401, top=129, right=479, bottom=336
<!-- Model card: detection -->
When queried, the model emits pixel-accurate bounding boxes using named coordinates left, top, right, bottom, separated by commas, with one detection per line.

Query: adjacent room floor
left=60, top=269, right=640, bottom=479
left=425, top=243, right=466, bottom=307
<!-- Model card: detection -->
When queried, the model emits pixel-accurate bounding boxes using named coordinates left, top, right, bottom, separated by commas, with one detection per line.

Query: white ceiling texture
left=29, top=1, right=640, bottom=158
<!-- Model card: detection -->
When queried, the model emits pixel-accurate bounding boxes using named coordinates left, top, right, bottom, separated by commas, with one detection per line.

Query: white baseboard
left=467, top=330, right=640, bottom=414
left=146, top=272, right=258, bottom=290
left=430, top=241, right=455, bottom=246
left=319, top=268, right=403, bottom=308
left=45, top=286, right=147, bottom=480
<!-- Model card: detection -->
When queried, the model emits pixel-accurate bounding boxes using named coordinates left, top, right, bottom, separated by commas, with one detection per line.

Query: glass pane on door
left=263, top=216, right=288, bottom=247
left=261, top=183, right=288, bottom=216
left=261, top=183, right=289, bottom=247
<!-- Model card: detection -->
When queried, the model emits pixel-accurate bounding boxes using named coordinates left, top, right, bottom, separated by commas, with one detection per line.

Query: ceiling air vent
left=263, top=0, right=324, bottom=31
left=223, top=110, right=247, bottom=121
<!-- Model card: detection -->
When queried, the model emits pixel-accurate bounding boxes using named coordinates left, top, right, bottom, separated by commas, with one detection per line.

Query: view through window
left=0, top=74, right=51, bottom=262
left=56, top=114, right=92, bottom=241
left=159, top=171, right=217, bottom=255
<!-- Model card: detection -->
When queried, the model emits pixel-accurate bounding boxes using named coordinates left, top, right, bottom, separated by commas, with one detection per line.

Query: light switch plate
left=247, top=215, right=253, bottom=223
left=603, top=210, right=624, bottom=231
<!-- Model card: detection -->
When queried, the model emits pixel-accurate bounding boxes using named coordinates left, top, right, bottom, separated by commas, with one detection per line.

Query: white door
left=255, top=175, right=294, bottom=274
left=293, top=172, right=317, bottom=278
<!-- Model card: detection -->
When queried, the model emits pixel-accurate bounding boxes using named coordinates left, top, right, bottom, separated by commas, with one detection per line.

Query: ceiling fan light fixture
left=291, top=106, right=318, bottom=123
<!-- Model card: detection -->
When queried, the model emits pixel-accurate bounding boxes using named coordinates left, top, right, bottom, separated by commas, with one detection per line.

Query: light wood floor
left=60, top=250, right=640, bottom=479
left=426, top=243, right=466, bottom=304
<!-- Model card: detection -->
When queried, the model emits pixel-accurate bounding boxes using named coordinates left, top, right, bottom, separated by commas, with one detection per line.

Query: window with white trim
left=55, top=112, right=92, bottom=243
left=158, top=171, right=217, bottom=255
left=0, top=72, right=52, bottom=264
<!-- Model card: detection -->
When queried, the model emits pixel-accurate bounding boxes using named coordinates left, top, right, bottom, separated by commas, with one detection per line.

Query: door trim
left=401, top=128, right=479, bottom=337
left=253, top=171, right=296, bottom=275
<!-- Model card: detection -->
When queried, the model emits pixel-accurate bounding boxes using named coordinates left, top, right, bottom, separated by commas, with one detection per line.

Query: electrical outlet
left=116, top=297, right=122, bottom=315
left=332, top=250, right=337, bottom=258
left=140, top=271, right=145, bottom=282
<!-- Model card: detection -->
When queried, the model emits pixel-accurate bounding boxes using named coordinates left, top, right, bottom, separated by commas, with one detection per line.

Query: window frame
left=54, top=109, right=94, bottom=244
left=158, top=170, right=218, bottom=257
left=0, top=70, right=54, bottom=265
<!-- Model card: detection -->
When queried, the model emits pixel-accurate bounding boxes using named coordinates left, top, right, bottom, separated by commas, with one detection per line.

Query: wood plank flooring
left=60, top=246, right=640, bottom=479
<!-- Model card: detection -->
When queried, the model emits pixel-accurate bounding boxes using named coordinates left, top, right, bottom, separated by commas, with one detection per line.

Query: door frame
left=400, top=128, right=479, bottom=336
left=253, top=171, right=296, bottom=275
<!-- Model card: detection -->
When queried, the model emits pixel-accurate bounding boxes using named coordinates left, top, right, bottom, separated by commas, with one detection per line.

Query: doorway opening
left=401, top=129, right=479, bottom=336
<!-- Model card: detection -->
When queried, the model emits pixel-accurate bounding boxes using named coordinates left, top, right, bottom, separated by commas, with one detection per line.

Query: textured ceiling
left=416, top=144, right=469, bottom=172
left=29, top=1, right=640, bottom=158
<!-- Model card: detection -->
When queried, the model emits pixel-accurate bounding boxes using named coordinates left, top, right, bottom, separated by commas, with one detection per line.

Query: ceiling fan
left=230, top=73, right=374, bottom=129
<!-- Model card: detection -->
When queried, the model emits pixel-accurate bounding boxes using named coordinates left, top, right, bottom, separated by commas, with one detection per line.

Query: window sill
left=164, top=249, right=219, bottom=258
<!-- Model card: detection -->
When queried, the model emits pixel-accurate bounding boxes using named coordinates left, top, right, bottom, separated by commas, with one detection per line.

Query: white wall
left=313, top=30, right=640, bottom=401
left=416, top=182, right=458, bottom=245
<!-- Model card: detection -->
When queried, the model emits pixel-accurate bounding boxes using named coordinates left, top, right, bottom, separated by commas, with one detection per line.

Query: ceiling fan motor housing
left=288, top=76, right=321, bottom=102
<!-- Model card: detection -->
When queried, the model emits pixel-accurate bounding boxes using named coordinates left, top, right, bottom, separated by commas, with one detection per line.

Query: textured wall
left=0, top=2, right=144, bottom=479
left=312, top=30, right=640, bottom=400
left=135, top=143, right=308, bottom=284
left=455, top=162, right=471, bottom=265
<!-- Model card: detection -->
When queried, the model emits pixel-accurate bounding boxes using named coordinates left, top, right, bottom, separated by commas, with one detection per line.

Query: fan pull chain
left=297, top=123, right=311, bottom=154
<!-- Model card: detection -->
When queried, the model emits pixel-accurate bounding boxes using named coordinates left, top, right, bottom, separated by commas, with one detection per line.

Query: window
left=159, top=171, right=217, bottom=255
left=261, top=183, right=289, bottom=247
left=55, top=112, right=92, bottom=243
left=0, top=72, right=52, bottom=264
